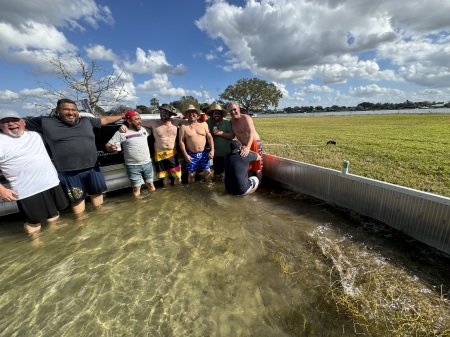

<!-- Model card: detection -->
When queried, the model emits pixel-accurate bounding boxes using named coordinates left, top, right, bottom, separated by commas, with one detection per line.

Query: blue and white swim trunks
left=186, top=149, right=211, bottom=172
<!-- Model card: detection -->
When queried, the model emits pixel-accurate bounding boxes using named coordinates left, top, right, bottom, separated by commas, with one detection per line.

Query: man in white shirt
left=0, top=111, right=68, bottom=234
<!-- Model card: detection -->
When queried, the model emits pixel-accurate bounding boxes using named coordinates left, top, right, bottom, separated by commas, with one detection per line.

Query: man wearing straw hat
left=179, top=104, right=214, bottom=183
left=206, top=102, right=234, bottom=182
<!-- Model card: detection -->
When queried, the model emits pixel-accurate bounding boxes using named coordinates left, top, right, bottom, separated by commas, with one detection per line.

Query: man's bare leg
left=173, top=176, right=182, bottom=185
left=24, top=222, right=41, bottom=234
left=47, top=213, right=60, bottom=222
left=162, top=176, right=171, bottom=186
left=71, top=199, right=86, bottom=216
left=203, top=169, right=212, bottom=182
left=256, top=170, right=262, bottom=182
left=132, top=186, right=141, bottom=197
left=90, top=194, right=104, bottom=208
left=188, top=172, right=196, bottom=183
left=145, top=182, right=155, bottom=192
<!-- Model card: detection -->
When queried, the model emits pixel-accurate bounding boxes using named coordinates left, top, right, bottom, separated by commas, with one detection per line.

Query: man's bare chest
left=154, top=125, right=177, bottom=138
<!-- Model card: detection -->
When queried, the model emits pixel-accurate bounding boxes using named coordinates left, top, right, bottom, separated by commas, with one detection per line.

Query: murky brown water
left=0, top=182, right=449, bottom=337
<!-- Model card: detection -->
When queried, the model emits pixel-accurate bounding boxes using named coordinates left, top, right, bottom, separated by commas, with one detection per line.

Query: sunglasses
left=228, top=108, right=238, bottom=113
left=159, top=109, right=170, bottom=114
left=213, top=111, right=222, bottom=115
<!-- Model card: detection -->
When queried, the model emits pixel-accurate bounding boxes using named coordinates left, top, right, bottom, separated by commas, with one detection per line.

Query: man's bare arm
left=101, top=115, right=124, bottom=125
left=241, top=115, right=257, bottom=157
left=178, top=126, right=191, bottom=163
left=172, top=118, right=188, bottom=127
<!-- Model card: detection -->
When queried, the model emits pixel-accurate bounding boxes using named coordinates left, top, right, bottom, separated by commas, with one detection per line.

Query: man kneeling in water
left=224, top=140, right=261, bottom=196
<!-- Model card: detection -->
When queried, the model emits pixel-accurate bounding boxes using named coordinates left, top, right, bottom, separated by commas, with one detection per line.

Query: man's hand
left=240, top=146, right=250, bottom=157
left=0, top=188, right=19, bottom=202
left=119, top=125, right=128, bottom=133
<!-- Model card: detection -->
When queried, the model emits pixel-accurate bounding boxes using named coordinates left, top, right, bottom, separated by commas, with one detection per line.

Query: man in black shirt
left=26, top=98, right=124, bottom=215
left=224, top=140, right=261, bottom=196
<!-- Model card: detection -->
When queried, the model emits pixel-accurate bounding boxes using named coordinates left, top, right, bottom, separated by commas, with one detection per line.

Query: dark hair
left=230, top=140, right=242, bottom=151
left=56, top=98, right=77, bottom=111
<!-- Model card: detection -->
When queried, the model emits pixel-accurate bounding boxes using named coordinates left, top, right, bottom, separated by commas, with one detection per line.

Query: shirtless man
left=134, top=104, right=187, bottom=186
left=179, top=105, right=215, bottom=183
left=227, top=102, right=263, bottom=181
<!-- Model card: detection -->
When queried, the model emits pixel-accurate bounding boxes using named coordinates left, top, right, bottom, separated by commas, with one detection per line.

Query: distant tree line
left=39, top=57, right=449, bottom=116
left=274, top=100, right=450, bottom=115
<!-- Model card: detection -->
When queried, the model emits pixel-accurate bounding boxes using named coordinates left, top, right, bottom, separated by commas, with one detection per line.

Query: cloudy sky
left=1, top=0, right=450, bottom=116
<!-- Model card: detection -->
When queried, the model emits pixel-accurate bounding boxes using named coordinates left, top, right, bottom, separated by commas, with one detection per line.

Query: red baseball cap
left=124, top=110, right=140, bottom=119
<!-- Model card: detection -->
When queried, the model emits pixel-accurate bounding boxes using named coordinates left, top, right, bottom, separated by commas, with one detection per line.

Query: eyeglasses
left=213, top=111, right=222, bottom=115
left=228, top=108, right=238, bottom=113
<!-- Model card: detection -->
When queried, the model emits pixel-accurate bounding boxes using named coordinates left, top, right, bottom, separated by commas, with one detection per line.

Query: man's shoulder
left=82, top=116, right=101, bottom=124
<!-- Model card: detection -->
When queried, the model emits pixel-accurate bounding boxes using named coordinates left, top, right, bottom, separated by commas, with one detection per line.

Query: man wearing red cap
left=120, top=104, right=188, bottom=186
left=106, top=110, right=155, bottom=196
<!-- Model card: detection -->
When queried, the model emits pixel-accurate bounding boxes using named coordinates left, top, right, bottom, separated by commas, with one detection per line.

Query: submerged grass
left=265, top=190, right=450, bottom=336
left=329, top=265, right=450, bottom=337
left=254, top=114, right=450, bottom=197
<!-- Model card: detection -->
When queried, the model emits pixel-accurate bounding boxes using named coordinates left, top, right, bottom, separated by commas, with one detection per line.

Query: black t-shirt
left=224, top=151, right=257, bottom=195
left=26, top=116, right=102, bottom=172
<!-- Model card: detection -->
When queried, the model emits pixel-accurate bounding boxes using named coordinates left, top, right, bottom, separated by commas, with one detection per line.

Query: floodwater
left=1, top=182, right=449, bottom=337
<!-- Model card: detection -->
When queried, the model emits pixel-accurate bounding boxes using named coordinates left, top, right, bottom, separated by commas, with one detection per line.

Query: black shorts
left=213, top=156, right=225, bottom=175
left=17, top=185, right=68, bottom=224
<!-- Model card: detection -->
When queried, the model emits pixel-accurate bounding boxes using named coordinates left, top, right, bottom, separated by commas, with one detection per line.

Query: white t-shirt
left=0, top=131, right=60, bottom=199
left=108, top=127, right=151, bottom=165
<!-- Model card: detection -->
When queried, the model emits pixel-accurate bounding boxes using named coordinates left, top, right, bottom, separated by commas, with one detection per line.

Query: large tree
left=170, top=96, right=200, bottom=114
left=43, top=55, right=128, bottom=115
left=150, top=98, right=159, bottom=109
left=219, top=78, right=283, bottom=113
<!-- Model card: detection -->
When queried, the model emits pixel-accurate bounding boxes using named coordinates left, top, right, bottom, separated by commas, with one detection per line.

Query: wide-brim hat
left=182, top=104, right=202, bottom=116
left=158, top=104, right=177, bottom=116
left=206, top=103, right=228, bottom=117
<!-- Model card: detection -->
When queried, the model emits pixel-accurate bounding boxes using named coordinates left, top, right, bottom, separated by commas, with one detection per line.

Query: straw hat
left=182, top=104, right=202, bottom=116
left=158, top=104, right=177, bottom=116
left=206, top=102, right=228, bottom=117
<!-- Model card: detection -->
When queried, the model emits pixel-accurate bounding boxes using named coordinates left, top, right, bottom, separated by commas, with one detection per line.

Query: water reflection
left=0, top=183, right=449, bottom=336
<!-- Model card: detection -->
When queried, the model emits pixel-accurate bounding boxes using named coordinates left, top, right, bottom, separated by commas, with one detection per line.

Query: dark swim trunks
left=154, top=149, right=182, bottom=179
left=58, top=166, right=107, bottom=203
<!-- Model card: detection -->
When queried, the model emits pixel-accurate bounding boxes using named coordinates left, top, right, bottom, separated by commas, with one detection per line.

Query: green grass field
left=254, top=114, right=450, bottom=197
